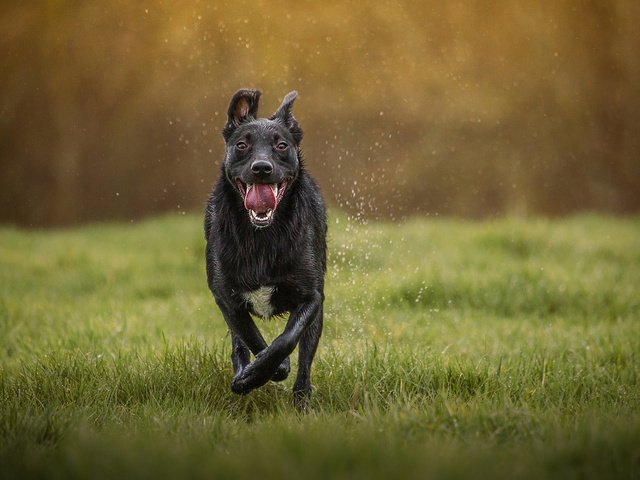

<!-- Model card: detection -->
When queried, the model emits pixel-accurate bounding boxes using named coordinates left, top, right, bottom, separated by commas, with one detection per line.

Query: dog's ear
left=271, top=91, right=303, bottom=144
left=223, top=89, right=261, bottom=141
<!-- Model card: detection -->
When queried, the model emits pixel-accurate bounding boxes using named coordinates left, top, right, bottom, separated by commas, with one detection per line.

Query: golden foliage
left=1, top=1, right=639, bottom=224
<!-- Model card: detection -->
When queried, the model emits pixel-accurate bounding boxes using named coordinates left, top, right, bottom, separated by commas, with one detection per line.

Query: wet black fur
left=204, top=89, right=326, bottom=403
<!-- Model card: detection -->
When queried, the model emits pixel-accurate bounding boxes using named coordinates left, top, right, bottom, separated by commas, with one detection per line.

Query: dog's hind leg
left=293, top=306, right=323, bottom=409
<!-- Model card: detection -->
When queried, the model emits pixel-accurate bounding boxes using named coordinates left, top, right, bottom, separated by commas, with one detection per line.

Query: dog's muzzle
left=236, top=180, right=288, bottom=227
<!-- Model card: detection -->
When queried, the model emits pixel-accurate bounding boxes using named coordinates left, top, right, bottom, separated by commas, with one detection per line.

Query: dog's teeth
left=249, top=209, right=273, bottom=223
left=271, top=184, right=278, bottom=196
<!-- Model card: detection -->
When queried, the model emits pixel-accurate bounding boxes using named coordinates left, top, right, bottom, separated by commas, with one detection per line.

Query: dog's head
left=222, top=89, right=303, bottom=228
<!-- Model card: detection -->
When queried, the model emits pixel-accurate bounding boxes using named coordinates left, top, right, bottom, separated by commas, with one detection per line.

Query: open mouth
left=236, top=179, right=288, bottom=227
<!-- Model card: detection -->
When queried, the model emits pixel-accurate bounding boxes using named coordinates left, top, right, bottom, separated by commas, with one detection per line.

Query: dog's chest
left=242, top=286, right=275, bottom=319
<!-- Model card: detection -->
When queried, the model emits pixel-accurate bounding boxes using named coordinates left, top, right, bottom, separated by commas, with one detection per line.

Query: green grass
left=1, top=212, right=639, bottom=479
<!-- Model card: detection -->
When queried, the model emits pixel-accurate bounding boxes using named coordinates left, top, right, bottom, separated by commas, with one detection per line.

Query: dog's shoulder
left=204, top=180, right=222, bottom=240
left=204, top=176, right=236, bottom=240
left=204, top=199, right=215, bottom=240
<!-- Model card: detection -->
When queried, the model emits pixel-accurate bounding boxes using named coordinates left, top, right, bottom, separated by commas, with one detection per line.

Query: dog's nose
left=251, top=160, right=273, bottom=176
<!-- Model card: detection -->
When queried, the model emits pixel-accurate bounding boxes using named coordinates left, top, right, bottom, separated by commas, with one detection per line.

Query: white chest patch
left=242, top=286, right=275, bottom=319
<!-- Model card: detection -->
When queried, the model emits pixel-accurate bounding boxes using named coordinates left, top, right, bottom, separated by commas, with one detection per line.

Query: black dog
left=204, top=89, right=326, bottom=403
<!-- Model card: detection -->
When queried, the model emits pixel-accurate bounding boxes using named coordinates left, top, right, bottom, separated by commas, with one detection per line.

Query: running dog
left=204, top=89, right=326, bottom=403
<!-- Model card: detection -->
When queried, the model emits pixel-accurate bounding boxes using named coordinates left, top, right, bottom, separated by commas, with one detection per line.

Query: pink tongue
left=244, top=184, right=276, bottom=214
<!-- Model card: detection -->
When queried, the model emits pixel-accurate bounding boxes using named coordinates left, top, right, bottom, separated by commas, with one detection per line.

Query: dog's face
left=222, top=90, right=303, bottom=228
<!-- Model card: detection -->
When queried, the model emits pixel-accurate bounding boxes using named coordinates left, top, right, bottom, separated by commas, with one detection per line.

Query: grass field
left=1, top=212, right=639, bottom=479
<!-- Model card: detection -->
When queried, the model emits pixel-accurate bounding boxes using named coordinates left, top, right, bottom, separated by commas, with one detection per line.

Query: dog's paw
left=231, top=372, right=251, bottom=395
left=292, top=383, right=312, bottom=413
left=230, top=347, right=291, bottom=394
left=230, top=362, right=271, bottom=394
left=271, top=357, right=290, bottom=382
left=231, top=365, right=261, bottom=395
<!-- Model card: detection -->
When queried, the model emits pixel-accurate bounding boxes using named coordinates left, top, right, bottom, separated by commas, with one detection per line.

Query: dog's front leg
left=230, top=332, right=251, bottom=376
left=293, top=305, right=323, bottom=406
left=232, top=292, right=322, bottom=394
left=229, top=327, right=291, bottom=391
left=215, top=300, right=268, bottom=387
left=215, top=298, right=291, bottom=393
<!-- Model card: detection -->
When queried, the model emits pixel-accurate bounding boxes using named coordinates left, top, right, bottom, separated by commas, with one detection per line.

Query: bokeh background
left=2, top=0, right=639, bottom=227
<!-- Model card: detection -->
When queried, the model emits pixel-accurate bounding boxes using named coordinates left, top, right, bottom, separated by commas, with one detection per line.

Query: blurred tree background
left=1, top=0, right=639, bottom=226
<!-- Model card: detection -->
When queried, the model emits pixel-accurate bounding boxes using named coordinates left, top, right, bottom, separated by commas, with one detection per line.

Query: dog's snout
left=251, top=160, right=273, bottom=176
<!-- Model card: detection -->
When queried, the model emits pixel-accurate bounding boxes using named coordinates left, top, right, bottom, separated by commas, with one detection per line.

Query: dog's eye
left=275, top=141, right=289, bottom=151
left=235, top=141, right=248, bottom=150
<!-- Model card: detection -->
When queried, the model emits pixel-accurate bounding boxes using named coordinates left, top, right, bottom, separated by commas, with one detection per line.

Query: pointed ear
left=271, top=91, right=303, bottom=144
left=223, top=89, right=261, bottom=141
